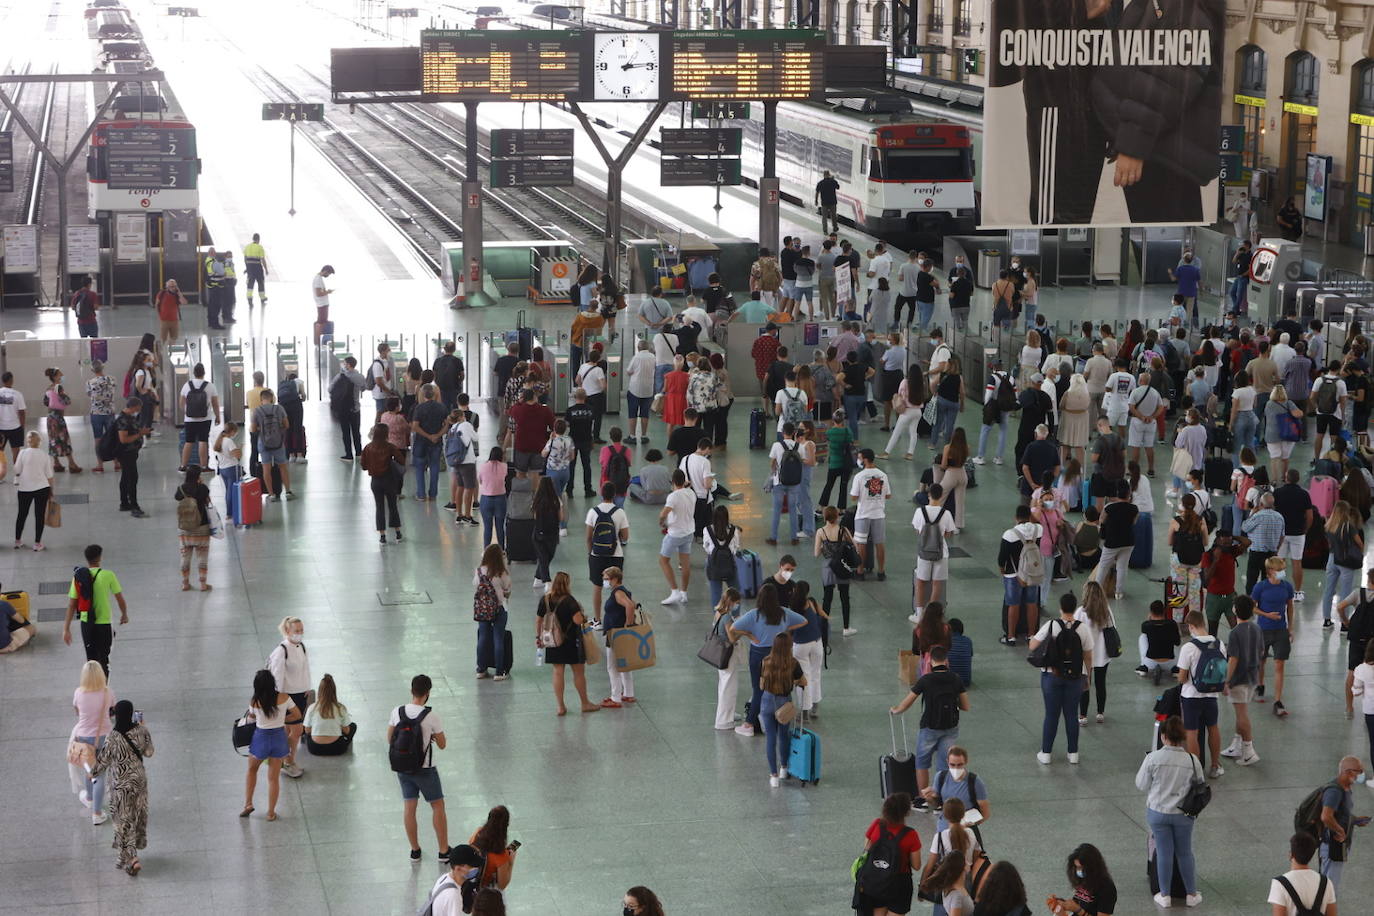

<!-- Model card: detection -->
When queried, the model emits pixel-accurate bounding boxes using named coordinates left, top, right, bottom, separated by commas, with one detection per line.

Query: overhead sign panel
left=660, top=128, right=742, bottom=156
left=691, top=101, right=749, bottom=120
left=490, top=158, right=575, bottom=187
left=262, top=102, right=325, bottom=121
left=107, top=159, right=197, bottom=190
left=104, top=126, right=197, bottom=190
left=491, top=129, right=575, bottom=157
left=981, top=2, right=1223, bottom=228
left=666, top=30, right=824, bottom=101
left=660, top=158, right=742, bottom=186
left=106, top=126, right=195, bottom=158
left=0, top=132, right=11, bottom=194
left=421, top=30, right=585, bottom=102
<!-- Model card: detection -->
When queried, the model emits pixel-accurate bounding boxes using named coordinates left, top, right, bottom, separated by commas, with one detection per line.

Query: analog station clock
left=593, top=32, right=661, bottom=100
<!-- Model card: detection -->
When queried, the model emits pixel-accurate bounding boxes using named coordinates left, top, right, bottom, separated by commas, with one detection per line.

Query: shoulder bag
left=231, top=708, right=256, bottom=756
left=1178, top=752, right=1212, bottom=818
left=696, top=614, right=735, bottom=670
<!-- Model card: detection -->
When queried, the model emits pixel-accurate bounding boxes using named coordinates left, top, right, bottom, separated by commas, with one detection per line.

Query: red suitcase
left=233, top=476, right=263, bottom=527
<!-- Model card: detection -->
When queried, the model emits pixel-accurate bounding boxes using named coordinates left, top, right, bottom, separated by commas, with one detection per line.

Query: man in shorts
left=1177, top=611, right=1226, bottom=778
left=1252, top=555, right=1295, bottom=717
left=586, top=482, right=630, bottom=615
left=1273, top=469, right=1314, bottom=601
left=1101, top=358, right=1136, bottom=439
left=1222, top=596, right=1263, bottom=766
left=153, top=279, right=186, bottom=344
left=849, top=448, right=891, bottom=580
left=251, top=389, right=294, bottom=501
left=0, top=372, right=26, bottom=461
left=889, top=644, right=968, bottom=805
left=1312, top=361, right=1349, bottom=460
left=387, top=674, right=450, bottom=863
left=506, top=388, right=554, bottom=479
left=1126, top=372, right=1164, bottom=476
left=657, top=470, right=695, bottom=605
left=910, top=483, right=956, bottom=623
left=178, top=362, right=221, bottom=471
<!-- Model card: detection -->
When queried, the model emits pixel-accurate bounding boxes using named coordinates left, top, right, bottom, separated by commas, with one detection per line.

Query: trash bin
left=1364, top=224, right=1374, bottom=258
left=977, top=249, right=1003, bottom=288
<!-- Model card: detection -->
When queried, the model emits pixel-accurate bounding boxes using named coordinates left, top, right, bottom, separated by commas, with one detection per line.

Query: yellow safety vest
left=243, top=242, right=265, bottom=270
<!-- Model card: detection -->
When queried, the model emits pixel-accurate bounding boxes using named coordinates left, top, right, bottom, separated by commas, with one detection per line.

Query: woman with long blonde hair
left=70, top=660, right=115, bottom=824
left=303, top=673, right=356, bottom=755
left=1073, top=581, right=1116, bottom=725
left=1323, top=499, right=1366, bottom=630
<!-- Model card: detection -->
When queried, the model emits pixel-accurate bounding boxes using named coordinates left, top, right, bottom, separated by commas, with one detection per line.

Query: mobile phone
left=132, top=710, right=144, bottom=724
left=508, top=840, right=522, bottom=851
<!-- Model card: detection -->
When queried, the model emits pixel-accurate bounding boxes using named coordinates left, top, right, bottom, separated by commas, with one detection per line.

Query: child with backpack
left=598, top=428, right=633, bottom=508
left=854, top=793, right=923, bottom=915
left=1176, top=610, right=1227, bottom=778
left=1029, top=593, right=1094, bottom=765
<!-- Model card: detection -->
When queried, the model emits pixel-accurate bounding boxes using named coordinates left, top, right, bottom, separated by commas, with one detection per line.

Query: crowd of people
left=8, top=227, right=1374, bottom=914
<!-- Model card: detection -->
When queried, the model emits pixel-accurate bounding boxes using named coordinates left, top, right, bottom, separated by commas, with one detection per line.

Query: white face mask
left=778, top=569, right=794, bottom=582
left=947, top=766, right=966, bottom=781
left=601, top=580, right=611, bottom=590
left=288, top=634, right=303, bottom=645
left=1043, top=499, right=1055, bottom=509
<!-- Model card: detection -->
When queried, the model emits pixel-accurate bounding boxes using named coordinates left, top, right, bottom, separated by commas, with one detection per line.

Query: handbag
left=45, top=500, right=62, bottom=529
left=581, top=623, right=603, bottom=666
left=1169, top=447, right=1193, bottom=481
left=828, top=530, right=861, bottom=580
left=1178, top=753, right=1212, bottom=818
left=773, top=699, right=797, bottom=725
left=231, top=709, right=256, bottom=757
left=696, top=615, right=735, bottom=670
left=537, top=596, right=564, bottom=648
left=1103, top=624, right=1123, bottom=658
left=207, top=504, right=225, bottom=539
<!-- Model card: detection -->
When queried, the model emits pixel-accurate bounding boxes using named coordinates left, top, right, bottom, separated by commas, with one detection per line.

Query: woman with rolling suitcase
left=473, top=544, right=512, bottom=681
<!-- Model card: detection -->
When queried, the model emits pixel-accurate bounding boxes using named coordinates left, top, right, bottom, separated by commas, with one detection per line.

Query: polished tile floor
left=2, top=285, right=1371, bottom=916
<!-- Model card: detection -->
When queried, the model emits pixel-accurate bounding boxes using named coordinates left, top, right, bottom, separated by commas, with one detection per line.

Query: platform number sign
left=262, top=103, right=325, bottom=122
left=1218, top=125, right=1247, bottom=187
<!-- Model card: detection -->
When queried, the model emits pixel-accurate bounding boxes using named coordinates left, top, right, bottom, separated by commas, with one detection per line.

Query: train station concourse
left=3, top=1, right=1374, bottom=915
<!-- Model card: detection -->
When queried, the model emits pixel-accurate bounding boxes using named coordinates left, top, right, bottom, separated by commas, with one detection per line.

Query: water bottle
left=535, top=646, right=545, bottom=666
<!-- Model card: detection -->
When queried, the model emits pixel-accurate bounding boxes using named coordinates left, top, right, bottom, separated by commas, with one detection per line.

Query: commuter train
left=83, top=3, right=200, bottom=215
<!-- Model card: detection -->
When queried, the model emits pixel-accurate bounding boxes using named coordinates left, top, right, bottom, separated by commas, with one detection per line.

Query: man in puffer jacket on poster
left=1091, top=0, right=1224, bottom=223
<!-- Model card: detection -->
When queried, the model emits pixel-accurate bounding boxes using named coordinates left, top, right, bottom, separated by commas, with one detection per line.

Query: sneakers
left=1323, top=619, right=1334, bottom=629
left=1207, top=764, right=1224, bottom=779
left=999, top=636, right=1016, bottom=646
left=972, top=456, right=986, bottom=465
left=79, top=790, right=91, bottom=809
left=410, top=848, right=422, bottom=862
left=1293, top=590, right=1306, bottom=602
left=437, top=848, right=451, bottom=864
left=92, top=811, right=108, bottom=826
left=661, top=590, right=688, bottom=605
left=1238, top=746, right=1260, bottom=766
left=443, top=502, right=457, bottom=510
left=1184, top=893, right=1202, bottom=907
left=493, top=674, right=509, bottom=681
left=734, top=724, right=755, bottom=737
left=908, top=611, right=921, bottom=624
left=1036, top=752, right=1052, bottom=764
left=1095, top=713, right=1105, bottom=724
left=282, top=762, right=304, bottom=778
left=778, top=767, right=789, bottom=779
left=842, top=628, right=858, bottom=636
left=1274, top=700, right=1289, bottom=717
left=284, top=491, right=296, bottom=501
left=1220, top=737, right=1241, bottom=758
left=1135, top=665, right=1150, bottom=678
left=993, top=457, right=1004, bottom=465
left=1153, top=893, right=1173, bottom=908
left=1078, top=716, right=1088, bottom=726
left=130, top=509, right=148, bottom=518
left=876, top=572, right=886, bottom=581
left=769, top=775, right=780, bottom=788
left=1255, top=684, right=1267, bottom=701
left=1067, top=752, right=1080, bottom=764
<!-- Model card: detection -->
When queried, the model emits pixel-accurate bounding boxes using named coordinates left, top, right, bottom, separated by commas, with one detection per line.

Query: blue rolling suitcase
left=1128, top=512, right=1153, bottom=569
left=1080, top=477, right=1092, bottom=512
left=736, top=548, right=763, bottom=599
left=749, top=408, right=767, bottom=449
left=789, top=697, right=822, bottom=786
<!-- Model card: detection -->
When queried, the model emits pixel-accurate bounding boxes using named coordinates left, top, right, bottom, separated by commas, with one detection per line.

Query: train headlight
left=882, top=209, right=902, bottom=218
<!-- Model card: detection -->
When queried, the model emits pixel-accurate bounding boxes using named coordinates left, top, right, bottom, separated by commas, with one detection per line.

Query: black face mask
left=623, top=908, right=635, bottom=916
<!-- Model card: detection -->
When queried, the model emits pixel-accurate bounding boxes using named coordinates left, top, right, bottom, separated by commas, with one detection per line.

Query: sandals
left=181, top=582, right=192, bottom=592
left=199, top=583, right=212, bottom=592
left=126, top=859, right=141, bottom=876
left=600, top=698, right=623, bottom=709
left=266, top=812, right=278, bottom=822
left=239, top=805, right=254, bottom=818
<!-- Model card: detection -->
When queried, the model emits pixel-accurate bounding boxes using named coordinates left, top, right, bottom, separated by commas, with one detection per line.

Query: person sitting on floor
left=628, top=449, right=672, bottom=504
left=0, top=591, right=35, bottom=654
left=303, top=674, right=356, bottom=756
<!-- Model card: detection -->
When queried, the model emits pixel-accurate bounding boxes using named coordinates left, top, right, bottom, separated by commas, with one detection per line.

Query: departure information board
left=0, top=132, right=12, bottom=194
left=104, top=126, right=198, bottom=190
left=421, top=30, right=585, bottom=102
left=667, top=30, right=824, bottom=101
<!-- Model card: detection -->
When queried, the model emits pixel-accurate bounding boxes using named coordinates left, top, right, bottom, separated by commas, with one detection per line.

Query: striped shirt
left=1241, top=508, right=1285, bottom=553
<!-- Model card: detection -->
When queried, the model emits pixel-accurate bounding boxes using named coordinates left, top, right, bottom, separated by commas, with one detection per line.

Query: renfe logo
left=884, top=181, right=975, bottom=214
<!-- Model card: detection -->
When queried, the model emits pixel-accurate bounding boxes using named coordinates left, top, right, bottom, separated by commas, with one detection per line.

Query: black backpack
left=777, top=440, right=803, bottom=486
left=1348, top=589, right=1374, bottom=645
left=184, top=380, right=209, bottom=418
left=1173, top=519, right=1205, bottom=565
left=995, top=373, right=1016, bottom=411
left=96, top=420, right=122, bottom=462
left=857, top=825, right=913, bottom=899
left=924, top=678, right=961, bottom=730
left=606, top=445, right=631, bottom=492
left=329, top=373, right=353, bottom=416
left=1294, top=780, right=1342, bottom=840
left=388, top=705, right=431, bottom=773
left=590, top=507, right=619, bottom=557
left=707, top=525, right=736, bottom=580
left=1033, top=619, right=1085, bottom=679
left=1272, top=874, right=1328, bottom=916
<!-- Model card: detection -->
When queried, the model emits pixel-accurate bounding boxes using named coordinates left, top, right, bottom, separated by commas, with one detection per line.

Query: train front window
left=875, top=150, right=970, bottom=180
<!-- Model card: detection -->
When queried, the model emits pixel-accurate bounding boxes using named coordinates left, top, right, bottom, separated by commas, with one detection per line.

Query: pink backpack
left=1309, top=476, right=1339, bottom=519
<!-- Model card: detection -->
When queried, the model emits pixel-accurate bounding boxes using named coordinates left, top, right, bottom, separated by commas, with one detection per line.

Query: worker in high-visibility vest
left=221, top=251, right=238, bottom=324
left=243, top=233, right=268, bottom=307
left=204, top=248, right=226, bottom=330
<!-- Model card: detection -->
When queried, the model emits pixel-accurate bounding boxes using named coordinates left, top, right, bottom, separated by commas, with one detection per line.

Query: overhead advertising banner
left=983, top=0, right=1225, bottom=229
left=1303, top=153, right=1331, bottom=221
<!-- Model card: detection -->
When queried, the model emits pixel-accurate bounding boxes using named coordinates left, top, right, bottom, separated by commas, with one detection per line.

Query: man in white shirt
left=1267, top=831, right=1338, bottom=916
left=178, top=362, right=221, bottom=470
left=679, top=296, right=711, bottom=334
left=849, top=448, right=892, bottom=580
left=386, top=673, right=449, bottom=863
left=0, top=372, right=26, bottom=461
left=586, top=482, right=631, bottom=613
left=1101, top=358, right=1136, bottom=438
left=1177, top=611, right=1226, bottom=778
left=1312, top=362, right=1349, bottom=460
left=773, top=372, right=808, bottom=437
left=657, top=470, right=696, bottom=604
left=312, top=264, right=335, bottom=325
left=1127, top=372, right=1164, bottom=476
left=625, top=339, right=656, bottom=445
left=911, top=483, right=957, bottom=623
left=371, top=342, right=395, bottom=421
left=652, top=326, right=679, bottom=394
left=680, top=437, right=717, bottom=537
left=894, top=250, right=921, bottom=326
left=865, top=242, right=892, bottom=308
left=1272, top=332, right=1296, bottom=375
left=448, top=413, right=479, bottom=525
left=424, top=845, right=488, bottom=916
left=767, top=424, right=806, bottom=546
left=927, top=328, right=954, bottom=392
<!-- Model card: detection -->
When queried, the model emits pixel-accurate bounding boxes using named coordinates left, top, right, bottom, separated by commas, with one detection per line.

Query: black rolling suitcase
left=749, top=408, right=767, bottom=449
left=505, top=517, right=537, bottom=561
left=477, top=628, right=515, bottom=676
left=1203, top=454, right=1232, bottom=495
left=1147, top=831, right=1189, bottom=901
left=879, top=714, right=919, bottom=800
left=1000, top=603, right=1032, bottom=640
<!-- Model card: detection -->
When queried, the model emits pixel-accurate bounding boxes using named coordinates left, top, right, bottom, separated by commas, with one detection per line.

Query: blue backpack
left=444, top=425, right=469, bottom=466
left=1189, top=638, right=1229, bottom=694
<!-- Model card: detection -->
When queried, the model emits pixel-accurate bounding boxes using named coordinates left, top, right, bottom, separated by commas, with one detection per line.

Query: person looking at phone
left=469, top=805, right=520, bottom=892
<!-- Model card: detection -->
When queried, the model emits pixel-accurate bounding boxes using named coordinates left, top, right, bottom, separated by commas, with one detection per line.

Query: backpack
left=1014, top=532, right=1045, bottom=585
left=707, top=525, right=736, bottom=580
left=444, top=424, right=470, bottom=466
left=606, top=445, right=631, bottom=492
left=917, top=506, right=948, bottom=562
left=780, top=388, right=808, bottom=425
left=1348, top=589, right=1374, bottom=644
left=1038, top=618, right=1084, bottom=679
left=995, top=373, right=1016, bottom=411
left=1272, top=874, right=1329, bottom=916
left=388, top=705, right=431, bottom=773
left=473, top=570, right=501, bottom=622
left=856, top=825, right=913, bottom=899
left=176, top=493, right=203, bottom=531
left=96, top=419, right=122, bottom=462
left=328, top=373, right=353, bottom=416
left=122, top=370, right=133, bottom=399
left=924, top=677, right=961, bottom=730
left=1098, top=435, right=1125, bottom=480
left=184, top=380, right=209, bottom=418
left=1188, top=637, right=1229, bottom=694
left=363, top=358, right=383, bottom=391
left=756, top=257, right=781, bottom=291
left=1294, top=780, right=1342, bottom=839
left=777, top=440, right=803, bottom=486
left=257, top=406, right=285, bottom=450
left=1173, top=519, right=1205, bottom=565
left=72, top=288, right=96, bottom=320
left=277, top=378, right=301, bottom=404
left=590, top=507, right=619, bottom=556
left=1235, top=470, right=1255, bottom=507
left=73, top=567, right=99, bottom=618
left=1315, top=377, right=1338, bottom=415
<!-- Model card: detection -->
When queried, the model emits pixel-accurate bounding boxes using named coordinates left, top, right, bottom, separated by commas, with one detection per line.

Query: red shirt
left=751, top=335, right=780, bottom=380
left=865, top=819, right=922, bottom=874
left=1201, top=547, right=1237, bottom=595
left=508, top=401, right=555, bottom=454
left=155, top=289, right=181, bottom=321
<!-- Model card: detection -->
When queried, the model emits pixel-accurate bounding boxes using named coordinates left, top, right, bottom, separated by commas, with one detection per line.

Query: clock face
left=593, top=32, right=660, bottom=101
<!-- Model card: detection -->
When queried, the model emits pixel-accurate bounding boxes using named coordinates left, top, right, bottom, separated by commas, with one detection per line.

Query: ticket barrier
left=548, top=345, right=573, bottom=412
left=581, top=334, right=622, bottom=414
left=276, top=341, right=305, bottom=396
left=212, top=342, right=246, bottom=424
left=166, top=345, right=193, bottom=425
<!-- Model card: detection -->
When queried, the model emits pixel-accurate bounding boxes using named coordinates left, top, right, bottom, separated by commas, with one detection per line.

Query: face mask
left=602, top=580, right=611, bottom=590
left=1075, top=868, right=1085, bottom=880
left=1274, top=570, right=1287, bottom=581
left=1184, top=480, right=1195, bottom=490
left=1357, top=772, right=1369, bottom=785
left=624, top=908, right=636, bottom=916
left=947, top=766, right=966, bottom=781
left=288, top=634, right=303, bottom=645
left=1043, top=499, right=1055, bottom=509
left=778, top=570, right=793, bottom=582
